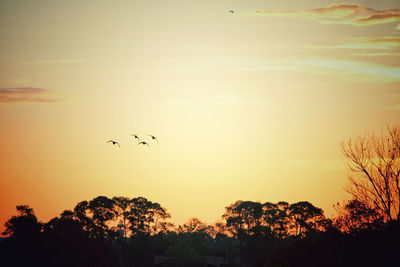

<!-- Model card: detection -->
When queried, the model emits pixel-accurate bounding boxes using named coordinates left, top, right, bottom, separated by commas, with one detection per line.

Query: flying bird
left=148, top=135, right=158, bottom=143
left=107, top=140, right=120, bottom=147
left=137, top=141, right=150, bottom=148
left=131, top=134, right=140, bottom=142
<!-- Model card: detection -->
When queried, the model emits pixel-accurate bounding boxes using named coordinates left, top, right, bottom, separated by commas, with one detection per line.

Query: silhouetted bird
left=131, top=134, right=140, bottom=142
left=107, top=140, right=120, bottom=147
left=229, top=10, right=234, bottom=13
left=148, top=135, right=158, bottom=143
left=138, top=141, right=150, bottom=148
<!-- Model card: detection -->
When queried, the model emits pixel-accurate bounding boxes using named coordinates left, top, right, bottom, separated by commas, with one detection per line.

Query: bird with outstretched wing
left=131, top=134, right=140, bottom=142
left=137, top=141, right=150, bottom=148
left=107, top=140, right=120, bottom=147
left=148, top=135, right=158, bottom=143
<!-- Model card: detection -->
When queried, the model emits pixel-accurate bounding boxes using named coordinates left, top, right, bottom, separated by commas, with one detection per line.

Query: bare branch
left=342, top=125, right=400, bottom=222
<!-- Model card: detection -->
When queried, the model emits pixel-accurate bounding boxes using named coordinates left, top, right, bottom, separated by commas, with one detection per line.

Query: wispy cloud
left=0, top=87, right=58, bottom=103
left=255, top=4, right=400, bottom=29
left=381, top=104, right=400, bottom=110
left=294, top=59, right=400, bottom=80
left=306, top=36, right=400, bottom=56
left=348, top=52, right=400, bottom=56
left=21, top=59, right=87, bottom=65
left=310, top=37, right=400, bottom=50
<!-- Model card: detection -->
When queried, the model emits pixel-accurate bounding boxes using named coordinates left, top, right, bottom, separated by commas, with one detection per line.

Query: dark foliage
left=1, top=197, right=399, bottom=267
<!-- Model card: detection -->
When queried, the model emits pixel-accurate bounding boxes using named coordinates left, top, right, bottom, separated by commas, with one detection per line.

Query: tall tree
left=112, top=196, right=131, bottom=238
left=73, top=196, right=116, bottom=239
left=127, top=197, right=170, bottom=236
left=223, top=201, right=272, bottom=267
left=3, top=205, right=42, bottom=240
left=177, top=218, right=208, bottom=233
left=289, top=201, right=329, bottom=237
left=223, top=201, right=266, bottom=237
left=88, top=196, right=116, bottom=238
left=342, top=124, right=400, bottom=222
left=223, top=200, right=329, bottom=239
left=262, top=201, right=289, bottom=238
left=73, top=200, right=95, bottom=236
left=2, top=205, right=43, bottom=267
left=167, top=218, right=213, bottom=266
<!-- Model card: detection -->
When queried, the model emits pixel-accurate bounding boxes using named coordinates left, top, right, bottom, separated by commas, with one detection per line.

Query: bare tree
left=341, top=124, right=400, bottom=222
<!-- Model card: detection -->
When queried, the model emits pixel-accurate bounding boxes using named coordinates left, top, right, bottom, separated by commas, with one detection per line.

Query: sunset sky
left=1, top=0, right=399, bottom=233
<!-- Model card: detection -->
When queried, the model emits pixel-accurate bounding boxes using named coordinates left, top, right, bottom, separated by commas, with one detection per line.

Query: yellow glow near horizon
left=1, top=0, right=399, bottom=232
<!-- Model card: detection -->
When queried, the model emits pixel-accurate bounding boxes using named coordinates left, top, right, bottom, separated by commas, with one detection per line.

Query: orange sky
left=1, top=0, right=399, bottom=234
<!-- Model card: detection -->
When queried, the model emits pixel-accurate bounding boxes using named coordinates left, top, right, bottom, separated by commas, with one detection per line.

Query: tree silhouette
left=166, top=218, right=213, bottom=266
left=73, top=200, right=94, bottom=235
left=289, top=201, right=331, bottom=237
left=3, top=205, right=42, bottom=240
left=88, top=196, right=116, bottom=238
left=223, top=201, right=266, bottom=238
left=262, top=201, right=290, bottom=238
left=223, top=201, right=275, bottom=266
left=113, top=196, right=131, bottom=239
left=72, top=196, right=116, bottom=239
left=2, top=205, right=43, bottom=267
left=42, top=209, right=90, bottom=266
left=334, top=198, right=384, bottom=234
left=4, top=195, right=399, bottom=266
left=341, top=124, right=400, bottom=222
left=177, top=217, right=208, bottom=233
left=127, top=197, right=170, bottom=237
left=223, top=200, right=329, bottom=239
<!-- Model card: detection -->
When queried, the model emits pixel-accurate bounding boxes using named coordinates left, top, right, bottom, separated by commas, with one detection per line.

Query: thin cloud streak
left=294, top=59, right=400, bottom=79
left=0, top=87, right=58, bottom=103
left=381, top=104, right=400, bottom=110
left=21, top=59, right=87, bottom=65
left=254, top=4, right=400, bottom=29
left=348, top=52, right=400, bottom=56
left=308, top=37, right=400, bottom=50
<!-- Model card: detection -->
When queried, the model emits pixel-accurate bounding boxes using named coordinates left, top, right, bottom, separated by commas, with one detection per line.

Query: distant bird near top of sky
left=107, top=140, right=120, bottom=147
left=130, top=134, right=140, bottom=142
left=148, top=135, right=158, bottom=143
left=138, top=141, right=150, bottom=148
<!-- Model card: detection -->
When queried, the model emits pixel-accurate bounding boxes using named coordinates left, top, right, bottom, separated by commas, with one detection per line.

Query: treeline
left=1, top=196, right=399, bottom=267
